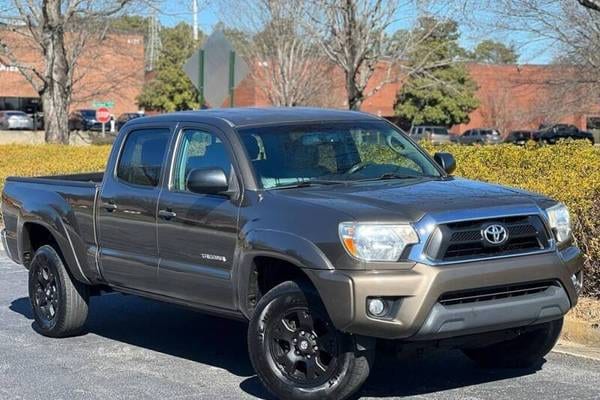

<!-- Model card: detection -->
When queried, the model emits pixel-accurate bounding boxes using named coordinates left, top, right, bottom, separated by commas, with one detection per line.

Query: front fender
left=234, top=229, right=334, bottom=318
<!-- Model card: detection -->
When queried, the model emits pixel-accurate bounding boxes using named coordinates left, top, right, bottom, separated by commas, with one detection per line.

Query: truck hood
left=273, top=177, right=553, bottom=222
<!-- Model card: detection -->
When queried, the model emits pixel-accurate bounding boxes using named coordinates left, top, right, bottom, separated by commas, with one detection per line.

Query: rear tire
left=248, top=281, right=374, bottom=400
left=462, top=318, right=563, bottom=368
left=28, top=245, right=89, bottom=337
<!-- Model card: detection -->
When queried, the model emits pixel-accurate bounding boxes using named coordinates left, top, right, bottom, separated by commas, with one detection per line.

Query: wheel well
left=21, top=223, right=61, bottom=267
left=247, top=256, right=316, bottom=311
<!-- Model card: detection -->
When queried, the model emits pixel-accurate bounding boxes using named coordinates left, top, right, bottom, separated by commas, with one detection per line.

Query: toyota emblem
left=482, top=224, right=509, bottom=245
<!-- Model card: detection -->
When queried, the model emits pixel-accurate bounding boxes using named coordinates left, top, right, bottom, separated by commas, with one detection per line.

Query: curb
left=561, top=316, right=600, bottom=347
left=553, top=340, right=600, bottom=361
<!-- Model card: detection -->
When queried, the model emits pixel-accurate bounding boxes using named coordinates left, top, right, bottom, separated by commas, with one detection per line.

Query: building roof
left=133, top=107, right=381, bottom=128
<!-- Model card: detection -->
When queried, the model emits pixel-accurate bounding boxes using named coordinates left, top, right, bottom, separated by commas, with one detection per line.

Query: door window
left=116, top=129, right=170, bottom=187
left=172, top=129, right=233, bottom=192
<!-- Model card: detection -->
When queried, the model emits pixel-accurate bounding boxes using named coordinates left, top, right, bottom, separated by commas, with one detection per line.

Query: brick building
left=0, top=30, right=145, bottom=117
left=229, top=62, right=600, bottom=134
left=2, top=30, right=598, bottom=135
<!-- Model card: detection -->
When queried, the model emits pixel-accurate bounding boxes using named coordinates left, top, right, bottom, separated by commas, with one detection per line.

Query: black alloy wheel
left=266, top=306, right=339, bottom=386
left=248, top=281, right=373, bottom=400
left=32, top=263, right=59, bottom=327
left=28, top=245, right=89, bottom=337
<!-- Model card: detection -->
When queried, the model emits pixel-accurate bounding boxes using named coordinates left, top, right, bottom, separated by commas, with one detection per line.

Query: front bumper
left=307, top=246, right=583, bottom=340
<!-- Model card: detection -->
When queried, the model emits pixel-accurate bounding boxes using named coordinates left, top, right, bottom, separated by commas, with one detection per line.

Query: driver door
left=155, top=125, right=240, bottom=310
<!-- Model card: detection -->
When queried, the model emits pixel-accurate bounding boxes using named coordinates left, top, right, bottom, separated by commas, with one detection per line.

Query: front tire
left=28, top=245, right=89, bottom=337
left=462, top=318, right=563, bottom=368
left=248, top=281, right=373, bottom=400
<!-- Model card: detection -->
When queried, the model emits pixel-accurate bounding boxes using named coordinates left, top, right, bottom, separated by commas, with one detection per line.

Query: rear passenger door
left=155, top=125, right=240, bottom=309
left=97, top=125, right=173, bottom=292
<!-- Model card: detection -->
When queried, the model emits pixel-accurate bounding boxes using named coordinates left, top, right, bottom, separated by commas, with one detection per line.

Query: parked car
left=116, top=112, right=145, bottom=131
left=2, top=108, right=583, bottom=400
left=0, top=111, right=34, bottom=130
left=457, top=128, right=503, bottom=145
left=409, top=125, right=452, bottom=144
left=505, top=130, right=534, bottom=145
left=535, top=124, right=594, bottom=144
left=68, top=109, right=102, bottom=131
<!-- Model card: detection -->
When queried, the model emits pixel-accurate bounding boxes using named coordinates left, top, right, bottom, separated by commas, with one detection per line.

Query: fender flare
left=17, top=203, right=92, bottom=285
left=234, top=229, right=334, bottom=318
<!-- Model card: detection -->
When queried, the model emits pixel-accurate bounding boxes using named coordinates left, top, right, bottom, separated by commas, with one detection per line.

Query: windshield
left=238, top=121, right=442, bottom=189
left=81, top=110, right=96, bottom=117
left=428, top=127, right=448, bottom=135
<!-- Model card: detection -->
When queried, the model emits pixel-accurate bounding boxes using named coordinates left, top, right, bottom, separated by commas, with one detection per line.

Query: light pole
left=192, top=0, right=198, bottom=41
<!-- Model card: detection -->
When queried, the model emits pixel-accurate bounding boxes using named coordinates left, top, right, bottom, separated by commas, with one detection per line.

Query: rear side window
left=117, top=129, right=170, bottom=187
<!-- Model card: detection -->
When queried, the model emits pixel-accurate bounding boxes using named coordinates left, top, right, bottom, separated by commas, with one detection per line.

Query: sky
left=156, top=0, right=554, bottom=64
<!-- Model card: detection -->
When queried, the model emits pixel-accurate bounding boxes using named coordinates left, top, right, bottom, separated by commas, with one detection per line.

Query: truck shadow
left=10, top=294, right=541, bottom=399
left=240, top=351, right=541, bottom=399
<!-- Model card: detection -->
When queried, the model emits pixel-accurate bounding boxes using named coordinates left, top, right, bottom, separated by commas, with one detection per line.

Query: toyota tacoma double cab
left=1, top=108, right=584, bottom=400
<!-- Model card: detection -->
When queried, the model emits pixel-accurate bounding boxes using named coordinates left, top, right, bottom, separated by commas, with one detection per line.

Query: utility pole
left=146, top=11, right=161, bottom=71
left=192, top=0, right=198, bottom=41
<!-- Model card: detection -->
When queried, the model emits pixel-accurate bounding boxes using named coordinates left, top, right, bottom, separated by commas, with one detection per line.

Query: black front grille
left=426, top=215, right=551, bottom=262
left=439, top=281, right=559, bottom=306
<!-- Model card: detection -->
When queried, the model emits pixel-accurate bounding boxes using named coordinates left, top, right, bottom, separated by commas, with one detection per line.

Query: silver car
left=0, top=111, right=34, bottom=130
left=409, top=125, right=452, bottom=144
left=458, top=128, right=503, bottom=145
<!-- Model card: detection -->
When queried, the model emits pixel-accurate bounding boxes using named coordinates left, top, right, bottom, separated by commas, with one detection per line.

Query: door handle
left=102, top=202, right=117, bottom=212
left=158, top=209, right=177, bottom=220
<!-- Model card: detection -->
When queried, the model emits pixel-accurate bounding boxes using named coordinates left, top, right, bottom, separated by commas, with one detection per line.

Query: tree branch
left=578, top=0, right=600, bottom=12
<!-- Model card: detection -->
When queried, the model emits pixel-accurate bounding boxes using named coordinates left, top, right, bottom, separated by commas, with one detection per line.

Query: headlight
left=546, top=203, right=572, bottom=243
left=339, top=222, right=419, bottom=262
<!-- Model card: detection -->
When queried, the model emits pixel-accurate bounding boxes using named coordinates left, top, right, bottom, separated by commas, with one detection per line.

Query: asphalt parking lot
left=1, top=250, right=599, bottom=400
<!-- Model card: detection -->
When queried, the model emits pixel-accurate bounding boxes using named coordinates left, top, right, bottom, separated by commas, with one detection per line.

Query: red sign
left=96, top=107, right=111, bottom=124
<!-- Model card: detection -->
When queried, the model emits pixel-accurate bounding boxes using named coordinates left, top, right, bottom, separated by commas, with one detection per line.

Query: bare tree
left=0, top=0, right=152, bottom=143
left=457, top=0, right=600, bottom=120
left=478, top=80, right=548, bottom=134
left=306, top=0, right=403, bottom=110
left=218, top=0, right=333, bottom=107
left=306, top=0, right=461, bottom=111
left=579, top=0, right=600, bottom=12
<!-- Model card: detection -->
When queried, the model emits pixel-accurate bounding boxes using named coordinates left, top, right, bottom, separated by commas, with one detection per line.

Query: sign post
left=229, top=50, right=235, bottom=108
left=198, top=49, right=205, bottom=108
left=96, top=107, right=111, bottom=136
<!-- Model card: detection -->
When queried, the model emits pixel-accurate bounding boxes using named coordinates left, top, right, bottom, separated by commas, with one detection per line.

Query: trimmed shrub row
left=0, top=141, right=598, bottom=295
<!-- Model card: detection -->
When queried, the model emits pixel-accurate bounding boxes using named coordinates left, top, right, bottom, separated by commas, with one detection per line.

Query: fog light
left=367, top=298, right=386, bottom=317
left=571, top=272, right=583, bottom=294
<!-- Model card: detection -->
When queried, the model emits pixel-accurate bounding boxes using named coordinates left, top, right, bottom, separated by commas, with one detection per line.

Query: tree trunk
left=346, top=76, right=363, bottom=110
left=41, top=0, right=71, bottom=144
left=42, top=88, right=70, bottom=144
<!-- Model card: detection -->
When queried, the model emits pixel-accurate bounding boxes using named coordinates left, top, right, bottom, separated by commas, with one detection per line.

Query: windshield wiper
left=272, top=179, right=346, bottom=190
left=358, top=173, right=436, bottom=182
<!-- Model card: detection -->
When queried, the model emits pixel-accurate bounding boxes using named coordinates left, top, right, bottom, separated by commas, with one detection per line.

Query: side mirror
left=186, top=167, right=229, bottom=195
left=434, top=152, right=456, bottom=174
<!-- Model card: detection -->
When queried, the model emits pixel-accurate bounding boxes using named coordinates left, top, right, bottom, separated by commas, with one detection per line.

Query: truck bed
left=6, top=172, right=104, bottom=187
left=2, top=172, right=103, bottom=281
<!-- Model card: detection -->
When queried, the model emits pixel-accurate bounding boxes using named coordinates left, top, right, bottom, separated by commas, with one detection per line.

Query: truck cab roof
left=126, top=107, right=380, bottom=129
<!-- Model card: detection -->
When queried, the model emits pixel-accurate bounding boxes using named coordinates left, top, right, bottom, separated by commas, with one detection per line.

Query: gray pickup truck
left=1, top=108, right=584, bottom=400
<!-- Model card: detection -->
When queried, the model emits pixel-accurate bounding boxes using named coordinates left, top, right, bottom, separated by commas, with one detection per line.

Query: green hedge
left=0, top=142, right=598, bottom=296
